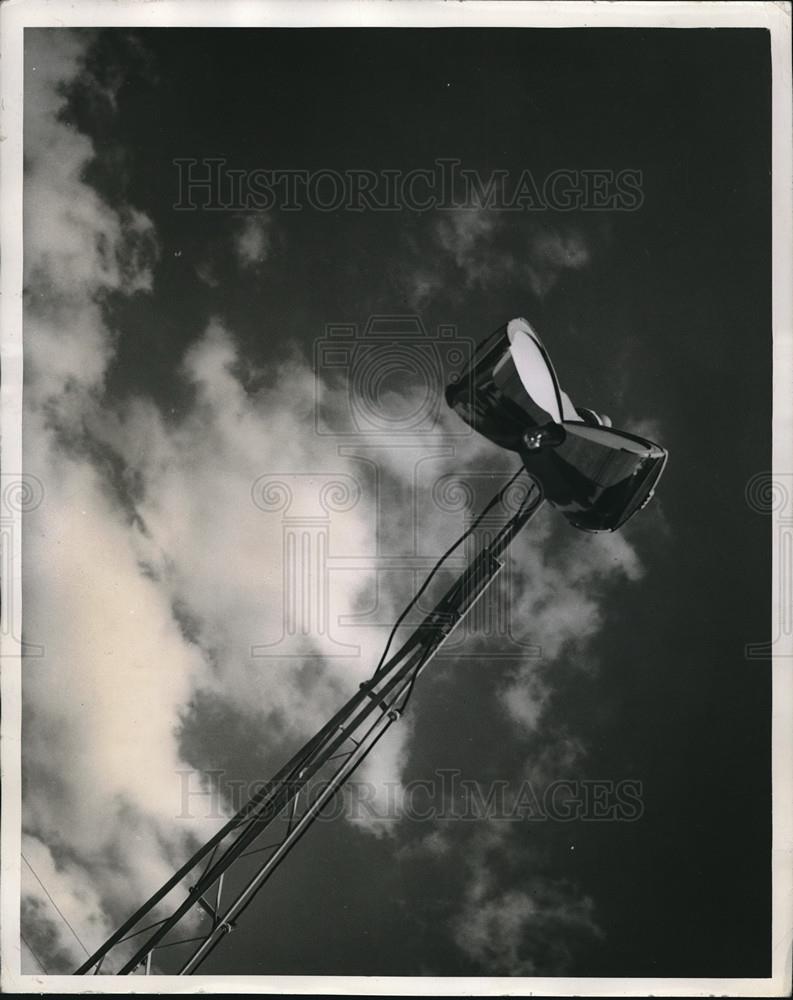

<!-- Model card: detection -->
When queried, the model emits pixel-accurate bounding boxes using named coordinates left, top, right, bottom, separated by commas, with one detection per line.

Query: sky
left=20, top=26, right=772, bottom=979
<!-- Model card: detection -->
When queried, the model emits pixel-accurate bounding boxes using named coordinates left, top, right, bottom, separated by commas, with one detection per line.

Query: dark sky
left=34, top=26, right=771, bottom=978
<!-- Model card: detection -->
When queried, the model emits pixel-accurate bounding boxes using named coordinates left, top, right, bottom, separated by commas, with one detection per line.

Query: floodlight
left=445, top=317, right=668, bottom=532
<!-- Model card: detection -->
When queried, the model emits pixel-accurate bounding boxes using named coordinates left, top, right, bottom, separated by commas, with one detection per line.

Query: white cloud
left=496, top=509, right=643, bottom=733
left=233, top=214, right=272, bottom=270
left=21, top=33, right=463, bottom=962
left=195, top=259, right=220, bottom=288
left=447, top=820, right=602, bottom=975
left=624, top=414, right=665, bottom=444
left=23, top=425, right=216, bottom=852
left=403, top=207, right=592, bottom=307
left=525, top=228, right=590, bottom=298
left=21, top=834, right=110, bottom=973
left=435, top=209, right=511, bottom=288
left=25, top=34, right=157, bottom=419
left=21, top=31, right=208, bottom=974
left=453, top=866, right=601, bottom=975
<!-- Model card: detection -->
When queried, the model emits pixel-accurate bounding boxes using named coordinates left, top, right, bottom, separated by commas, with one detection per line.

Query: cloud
left=402, top=207, right=592, bottom=308
left=624, top=414, right=665, bottom=444
left=453, top=866, right=601, bottom=975
left=233, top=213, right=272, bottom=270
left=24, top=32, right=158, bottom=434
left=396, top=826, right=454, bottom=861
left=93, top=329, right=510, bottom=836
left=525, top=228, right=590, bottom=297
left=195, top=259, right=220, bottom=288
left=21, top=834, right=111, bottom=973
left=402, top=268, right=444, bottom=311
left=385, top=487, right=645, bottom=971
left=443, top=813, right=603, bottom=976
left=435, top=209, right=511, bottom=288
left=21, top=32, right=481, bottom=965
left=195, top=213, right=277, bottom=288
left=21, top=30, right=210, bottom=974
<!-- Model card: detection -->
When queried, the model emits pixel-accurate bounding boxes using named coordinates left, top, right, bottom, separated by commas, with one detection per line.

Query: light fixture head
left=445, top=318, right=668, bottom=532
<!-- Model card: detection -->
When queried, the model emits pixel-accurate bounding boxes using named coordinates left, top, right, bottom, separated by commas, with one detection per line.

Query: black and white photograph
left=1, top=1, right=791, bottom=994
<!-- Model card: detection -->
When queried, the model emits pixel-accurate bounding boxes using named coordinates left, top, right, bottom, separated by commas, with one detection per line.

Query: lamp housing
left=445, top=318, right=668, bottom=532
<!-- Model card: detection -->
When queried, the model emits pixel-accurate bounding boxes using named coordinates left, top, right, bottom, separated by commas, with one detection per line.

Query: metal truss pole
left=74, top=476, right=543, bottom=976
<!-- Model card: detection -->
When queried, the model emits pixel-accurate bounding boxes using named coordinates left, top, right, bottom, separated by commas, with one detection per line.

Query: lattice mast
left=75, top=477, right=543, bottom=976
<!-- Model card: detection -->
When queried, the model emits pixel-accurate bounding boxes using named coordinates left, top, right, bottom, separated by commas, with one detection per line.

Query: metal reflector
left=445, top=318, right=668, bottom=532
left=502, top=318, right=563, bottom=423
left=521, top=422, right=668, bottom=532
left=445, top=319, right=563, bottom=451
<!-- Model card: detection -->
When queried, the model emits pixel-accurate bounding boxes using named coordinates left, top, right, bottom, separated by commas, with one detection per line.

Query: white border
left=1, top=1, right=790, bottom=996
